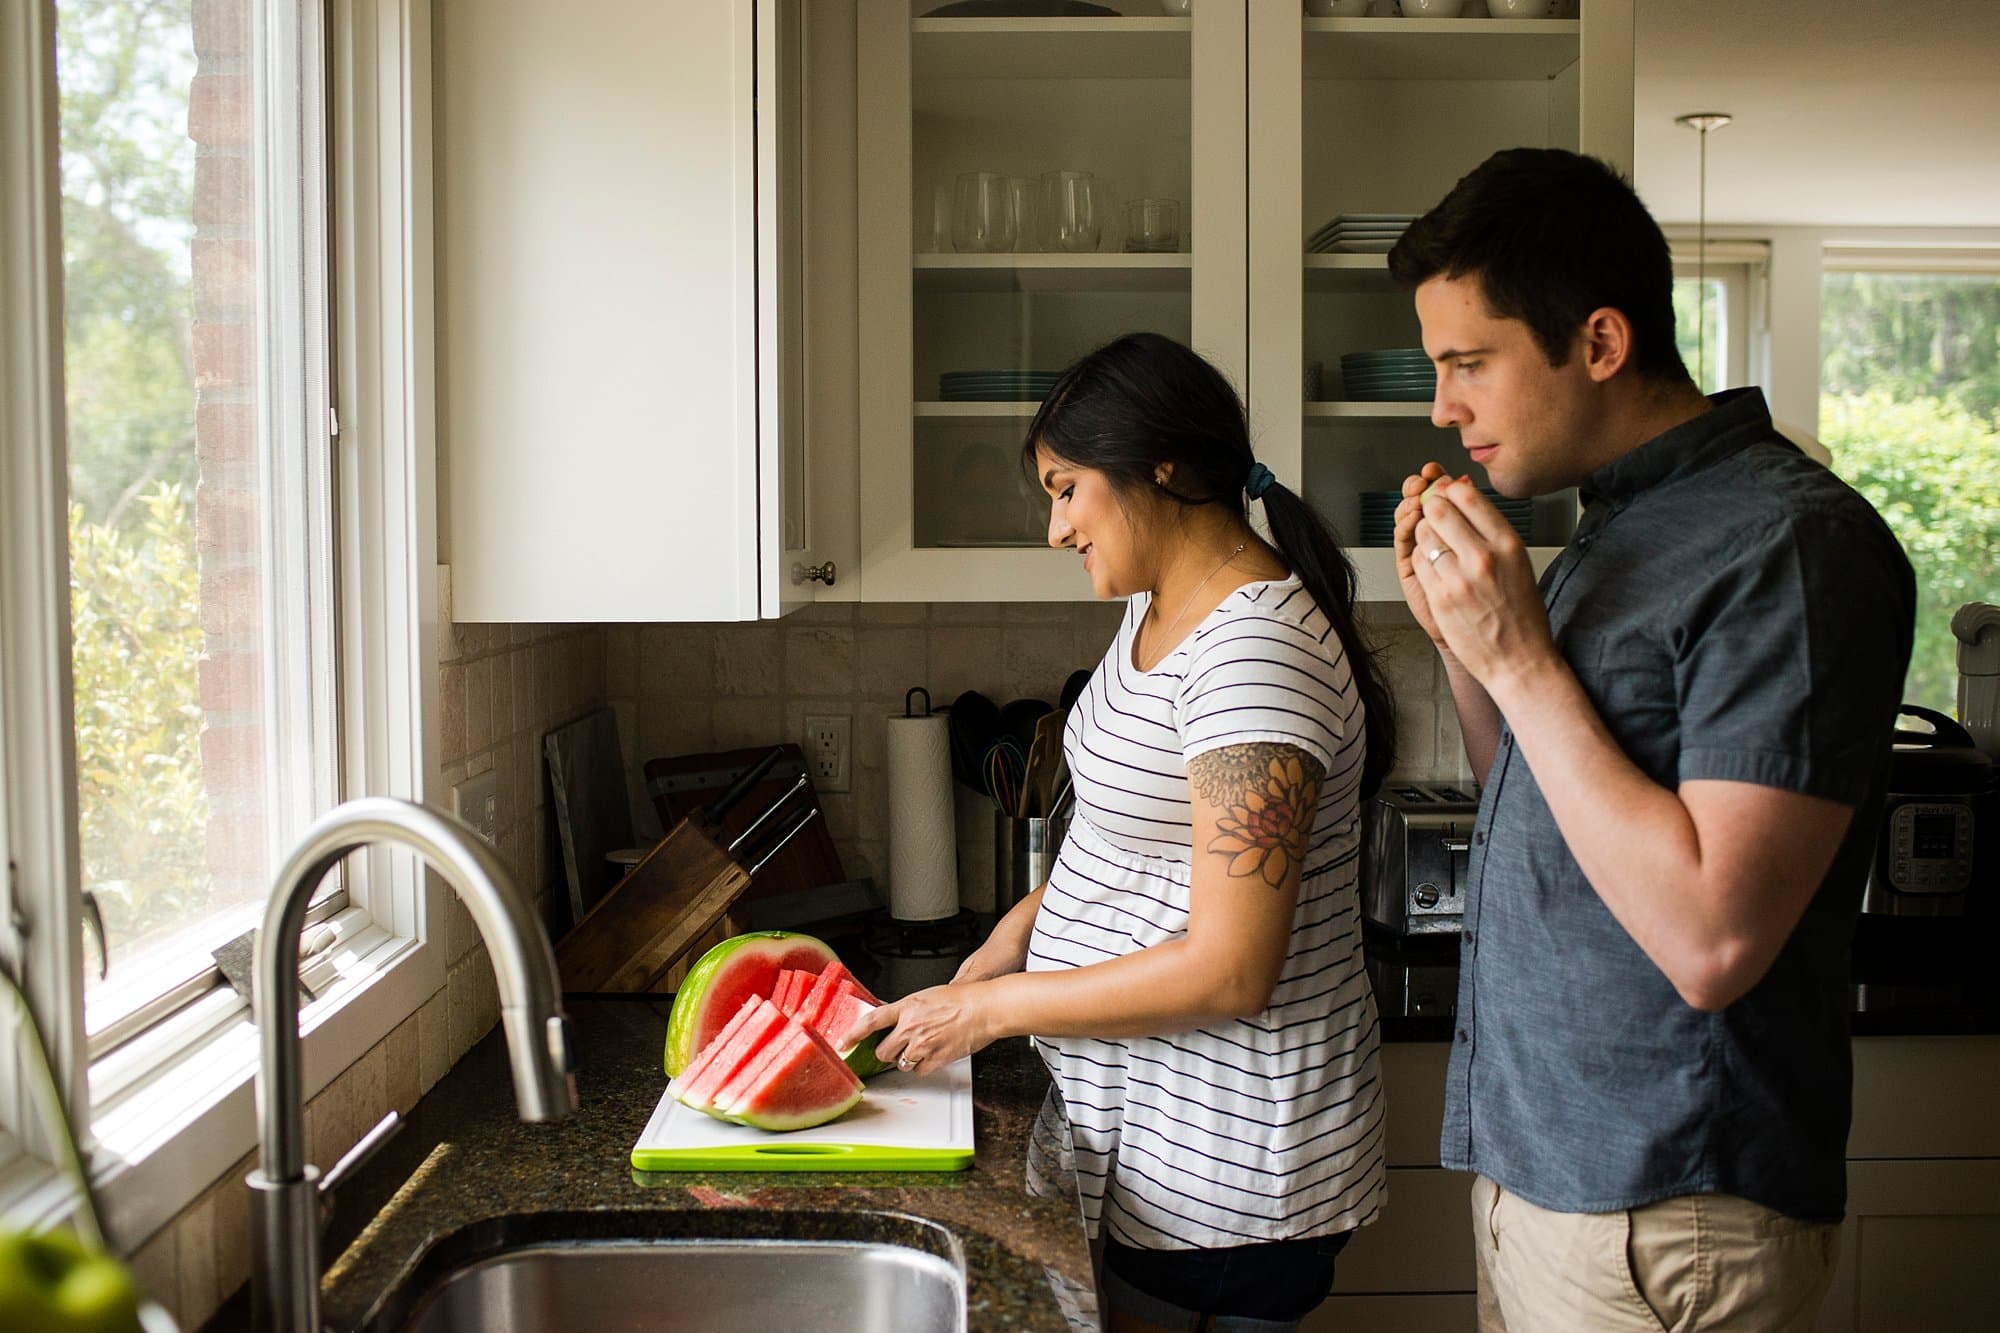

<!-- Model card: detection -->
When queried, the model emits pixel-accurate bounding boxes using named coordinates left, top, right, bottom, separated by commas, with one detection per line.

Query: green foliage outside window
left=68, top=487, right=209, bottom=943
left=1820, top=272, right=2000, bottom=718
left=58, top=0, right=214, bottom=952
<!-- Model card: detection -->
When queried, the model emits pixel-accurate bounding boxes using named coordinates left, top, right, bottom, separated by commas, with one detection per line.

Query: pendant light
left=1675, top=111, right=1732, bottom=388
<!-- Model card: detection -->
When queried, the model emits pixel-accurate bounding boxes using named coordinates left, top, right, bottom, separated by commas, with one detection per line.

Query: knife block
left=555, top=817, right=752, bottom=993
left=642, top=744, right=845, bottom=902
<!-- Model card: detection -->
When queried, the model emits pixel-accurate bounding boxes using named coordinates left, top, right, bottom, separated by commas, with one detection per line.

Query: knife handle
left=701, top=746, right=786, bottom=826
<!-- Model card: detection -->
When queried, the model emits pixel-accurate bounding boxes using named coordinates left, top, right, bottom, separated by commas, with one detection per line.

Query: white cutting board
left=630, top=1058, right=974, bottom=1172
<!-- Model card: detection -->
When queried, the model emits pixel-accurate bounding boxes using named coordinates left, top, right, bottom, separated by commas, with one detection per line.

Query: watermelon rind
left=842, top=1028, right=892, bottom=1080
left=663, top=931, right=838, bottom=1075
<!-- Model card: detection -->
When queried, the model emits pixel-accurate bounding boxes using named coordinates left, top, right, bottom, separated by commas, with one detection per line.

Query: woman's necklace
left=1146, top=540, right=1247, bottom=656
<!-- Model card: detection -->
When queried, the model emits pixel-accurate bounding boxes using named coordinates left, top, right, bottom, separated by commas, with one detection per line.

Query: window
left=1819, top=260, right=2000, bottom=717
left=1, top=0, right=451, bottom=1247
left=1672, top=242, right=1768, bottom=395
left=56, top=0, right=338, bottom=1050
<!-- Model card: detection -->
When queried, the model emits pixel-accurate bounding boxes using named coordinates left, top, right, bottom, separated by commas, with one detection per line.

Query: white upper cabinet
left=854, top=0, right=1633, bottom=603
left=437, top=0, right=819, bottom=621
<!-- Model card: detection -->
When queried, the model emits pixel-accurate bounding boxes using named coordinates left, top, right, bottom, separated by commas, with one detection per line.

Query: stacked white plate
left=1307, top=213, right=1418, bottom=255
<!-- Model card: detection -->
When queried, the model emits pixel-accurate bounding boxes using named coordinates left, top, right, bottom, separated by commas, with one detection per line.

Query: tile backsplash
left=606, top=599, right=1468, bottom=915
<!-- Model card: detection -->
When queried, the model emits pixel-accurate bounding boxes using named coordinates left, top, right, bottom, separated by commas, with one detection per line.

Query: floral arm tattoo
left=1187, top=743, right=1323, bottom=890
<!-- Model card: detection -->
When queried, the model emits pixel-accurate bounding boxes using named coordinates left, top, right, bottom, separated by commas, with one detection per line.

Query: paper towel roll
left=887, top=712, right=959, bottom=921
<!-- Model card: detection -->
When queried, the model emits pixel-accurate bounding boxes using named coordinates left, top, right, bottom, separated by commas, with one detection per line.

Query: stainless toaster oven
left=1362, top=782, right=1480, bottom=936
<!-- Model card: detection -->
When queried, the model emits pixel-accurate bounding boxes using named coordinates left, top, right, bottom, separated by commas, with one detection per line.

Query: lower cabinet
left=1304, top=1044, right=1469, bottom=1331
left=1816, top=1035, right=2000, bottom=1333
left=1299, top=1036, right=2000, bottom=1333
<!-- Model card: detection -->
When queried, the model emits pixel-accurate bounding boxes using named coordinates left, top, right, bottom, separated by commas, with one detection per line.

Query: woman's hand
left=847, top=983, right=994, bottom=1077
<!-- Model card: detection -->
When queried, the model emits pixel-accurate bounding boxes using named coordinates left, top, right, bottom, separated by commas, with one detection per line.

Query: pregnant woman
left=858, top=332, right=1398, bottom=1332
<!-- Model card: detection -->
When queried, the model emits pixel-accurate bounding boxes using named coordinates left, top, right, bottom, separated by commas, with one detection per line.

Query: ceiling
left=1631, top=0, right=2000, bottom=229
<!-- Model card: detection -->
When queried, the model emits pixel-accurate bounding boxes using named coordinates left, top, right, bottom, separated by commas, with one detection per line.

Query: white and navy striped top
left=1024, top=575, right=1385, bottom=1251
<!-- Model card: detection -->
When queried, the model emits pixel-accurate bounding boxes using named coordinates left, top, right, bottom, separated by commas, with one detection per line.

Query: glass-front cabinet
left=1250, top=3, right=1633, bottom=599
left=856, top=0, right=1631, bottom=602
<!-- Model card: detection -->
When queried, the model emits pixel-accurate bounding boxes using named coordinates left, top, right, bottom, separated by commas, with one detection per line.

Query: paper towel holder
left=906, top=686, right=932, bottom=718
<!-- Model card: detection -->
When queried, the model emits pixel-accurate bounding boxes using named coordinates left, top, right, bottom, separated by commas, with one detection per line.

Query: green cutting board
left=631, top=1058, right=974, bottom=1173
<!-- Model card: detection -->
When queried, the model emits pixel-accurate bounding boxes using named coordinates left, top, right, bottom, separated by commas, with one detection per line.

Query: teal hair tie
left=1245, top=462, right=1277, bottom=500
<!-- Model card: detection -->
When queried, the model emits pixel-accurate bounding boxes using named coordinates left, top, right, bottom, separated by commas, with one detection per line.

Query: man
left=1386, top=147, right=1914, bottom=1331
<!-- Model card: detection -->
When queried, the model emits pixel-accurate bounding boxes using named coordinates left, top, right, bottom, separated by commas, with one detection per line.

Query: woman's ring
left=897, top=1055, right=916, bottom=1070
left=1426, top=545, right=1447, bottom=564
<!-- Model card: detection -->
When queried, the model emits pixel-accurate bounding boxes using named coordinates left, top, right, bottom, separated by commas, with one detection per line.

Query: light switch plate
left=452, top=770, right=499, bottom=844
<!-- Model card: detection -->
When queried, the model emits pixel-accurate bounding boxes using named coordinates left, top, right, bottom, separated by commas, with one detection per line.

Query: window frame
left=1669, top=237, right=1771, bottom=396
left=1, top=0, right=447, bottom=1248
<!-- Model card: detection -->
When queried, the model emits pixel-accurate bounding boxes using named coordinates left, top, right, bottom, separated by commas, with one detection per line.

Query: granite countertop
left=240, top=995, right=1094, bottom=1332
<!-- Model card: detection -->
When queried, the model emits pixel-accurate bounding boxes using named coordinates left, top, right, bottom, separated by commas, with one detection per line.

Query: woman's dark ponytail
left=1023, top=332, right=1397, bottom=796
left=1255, top=479, right=1396, bottom=798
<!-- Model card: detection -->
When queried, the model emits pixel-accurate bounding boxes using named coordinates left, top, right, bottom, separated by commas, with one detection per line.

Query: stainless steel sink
left=395, top=1237, right=967, bottom=1333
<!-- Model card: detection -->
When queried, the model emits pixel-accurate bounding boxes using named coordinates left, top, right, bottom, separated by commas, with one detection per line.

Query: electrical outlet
left=804, top=714, right=851, bottom=793
left=452, top=770, right=499, bottom=845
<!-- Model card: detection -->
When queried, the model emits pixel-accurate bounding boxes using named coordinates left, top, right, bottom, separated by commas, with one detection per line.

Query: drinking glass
left=1007, top=176, right=1042, bottom=252
left=1121, top=197, right=1181, bottom=252
left=952, top=172, right=1016, bottom=253
left=1040, top=170, right=1101, bottom=254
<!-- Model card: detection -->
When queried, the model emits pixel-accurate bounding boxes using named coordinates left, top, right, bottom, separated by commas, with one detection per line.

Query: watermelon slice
left=816, top=989, right=892, bottom=1078
left=837, top=972, right=882, bottom=1007
left=677, top=998, right=790, bottom=1114
left=794, top=965, right=849, bottom=1032
left=775, top=968, right=813, bottom=1014
left=710, top=1011, right=815, bottom=1116
left=812, top=959, right=861, bottom=1000
left=663, top=931, right=839, bottom=1075
left=720, top=1021, right=863, bottom=1131
left=670, top=996, right=762, bottom=1098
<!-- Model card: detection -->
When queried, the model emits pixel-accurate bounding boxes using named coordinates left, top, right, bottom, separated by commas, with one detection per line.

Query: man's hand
left=1408, top=477, right=1560, bottom=694
left=1394, top=462, right=1456, bottom=647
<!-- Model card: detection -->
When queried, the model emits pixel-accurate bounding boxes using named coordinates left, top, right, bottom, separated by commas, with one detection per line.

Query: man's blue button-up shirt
left=1439, top=388, right=1915, bottom=1223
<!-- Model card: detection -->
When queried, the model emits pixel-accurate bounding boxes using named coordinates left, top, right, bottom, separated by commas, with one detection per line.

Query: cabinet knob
left=792, top=560, right=837, bottom=587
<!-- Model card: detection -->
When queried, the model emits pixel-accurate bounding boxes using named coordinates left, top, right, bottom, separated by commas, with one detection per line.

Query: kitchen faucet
left=247, top=797, right=577, bottom=1332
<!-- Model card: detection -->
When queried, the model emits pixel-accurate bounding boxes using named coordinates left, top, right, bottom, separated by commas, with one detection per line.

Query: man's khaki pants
left=1470, top=1175, right=1839, bottom=1332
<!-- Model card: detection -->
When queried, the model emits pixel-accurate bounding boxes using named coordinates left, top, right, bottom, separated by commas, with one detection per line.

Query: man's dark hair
left=1388, top=148, right=1692, bottom=384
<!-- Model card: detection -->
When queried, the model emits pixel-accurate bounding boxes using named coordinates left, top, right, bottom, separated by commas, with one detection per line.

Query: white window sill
left=2, top=913, right=443, bottom=1246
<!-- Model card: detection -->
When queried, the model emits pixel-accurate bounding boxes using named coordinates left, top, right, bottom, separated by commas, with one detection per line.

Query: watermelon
left=775, top=968, right=813, bottom=1014
left=719, top=1021, right=863, bottom=1131
left=816, top=989, right=892, bottom=1078
left=664, top=931, right=839, bottom=1075
left=671, top=996, right=762, bottom=1097
left=710, top=1021, right=799, bottom=1118
left=677, top=998, right=790, bottom=1115
left=794, top=965, right=848, bottom=1032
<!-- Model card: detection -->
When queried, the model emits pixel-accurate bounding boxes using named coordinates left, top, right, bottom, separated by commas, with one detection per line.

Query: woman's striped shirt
left=1024, top=575, right=1385, bottom=1251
